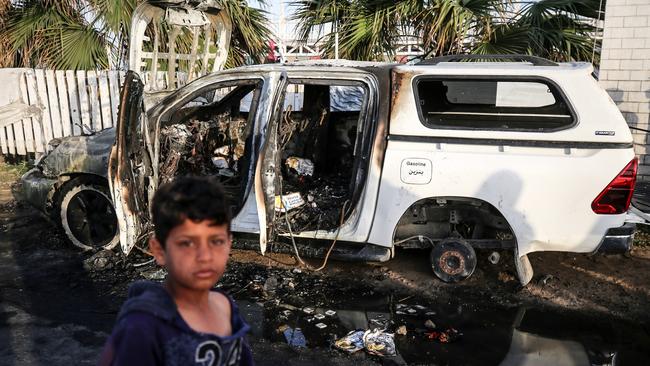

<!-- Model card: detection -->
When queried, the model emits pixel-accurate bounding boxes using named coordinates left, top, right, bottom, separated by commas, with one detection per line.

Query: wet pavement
left=1, top=162, right=650, bottom=365
left=225, top=263, right=650, bottom=366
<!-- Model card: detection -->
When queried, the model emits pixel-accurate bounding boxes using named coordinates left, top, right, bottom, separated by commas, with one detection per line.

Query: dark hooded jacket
left=98, top=281, right=254, bottom=366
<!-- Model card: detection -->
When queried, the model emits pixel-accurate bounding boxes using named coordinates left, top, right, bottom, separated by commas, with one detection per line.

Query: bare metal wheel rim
left=430, top=238, right=477, bottom=283
left=60, top=184, right=119, bottom=251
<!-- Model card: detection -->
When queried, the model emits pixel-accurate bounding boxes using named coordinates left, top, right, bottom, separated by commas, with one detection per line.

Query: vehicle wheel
left=430, top=238, right=477, bottom=283
left=56, top=178, right=119, bottom=251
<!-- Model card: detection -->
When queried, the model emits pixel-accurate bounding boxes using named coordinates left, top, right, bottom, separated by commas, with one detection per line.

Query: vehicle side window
left=415, top=78, right=574, bottom=131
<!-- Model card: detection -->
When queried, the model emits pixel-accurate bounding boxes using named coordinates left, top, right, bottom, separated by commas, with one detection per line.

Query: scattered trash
left=211, top=156, right=229, bottom=169
left=275, top=192, right=306, bottom=212
left=263, top=276, right=278, bottom=294
left=303, top=307, right=315, bottom=314
left=488, top=251, right=501, bottom=265
left=292, top=268, right=302, bottom=274
left=141, top=267, right=167, bottom=281
left=426, top=328, right=462, bottom=343
left=286, top=157, right=315, bottom=177
left=334, top=330, right=365, bottom=353
left=325, top=310, right=337, bottom=317
left=396, top=325, right=407, bottom=336
left=314, top=313, right=325, bottom=320
left=213, top=145, right=230, bottom=156
left=281, top=310, right=292, bottom=317
left=369, top=314, right=390, bottom=328
left=425, top=311, right=436, bottom=316
left=424, top=319, right=436, bottom=330
left=334, top=329, right=396, bottom=357
left=538, top=274, right=555, bottom=286
left=283, top=327, right=307, bottom=348
left=83, top=250, right=115, bottom=272
left=362, top=329, right=397, bottom=357
left=315, top=322, right=327, bottom=329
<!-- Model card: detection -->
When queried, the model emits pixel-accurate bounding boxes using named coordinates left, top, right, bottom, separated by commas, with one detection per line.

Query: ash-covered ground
left=1, top=161, right=650, bottom=365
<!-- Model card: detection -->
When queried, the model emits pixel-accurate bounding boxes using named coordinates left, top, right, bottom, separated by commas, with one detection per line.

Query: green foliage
left=1, top=0, right=273, bottom=70
left=291, top=0, right=605, bottom=64
left=218, top=0, right=274, bottom=67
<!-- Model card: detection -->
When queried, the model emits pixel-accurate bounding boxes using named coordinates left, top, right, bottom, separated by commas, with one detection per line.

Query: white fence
left=0, top=68, right=125, bottom=156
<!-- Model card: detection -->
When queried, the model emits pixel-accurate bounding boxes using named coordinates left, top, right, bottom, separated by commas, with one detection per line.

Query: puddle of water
left=236, top=292, right=650, bottom=365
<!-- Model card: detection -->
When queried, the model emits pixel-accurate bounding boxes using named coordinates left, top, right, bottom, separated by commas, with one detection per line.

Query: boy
left=99, top=176, right=254, bottom=366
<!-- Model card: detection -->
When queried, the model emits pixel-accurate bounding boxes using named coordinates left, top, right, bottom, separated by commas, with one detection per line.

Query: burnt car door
left=256, top=72, right=287, bottom=254
left=109, top=72, right=151, bottom=254
left=110, top=71, right=285, bottom=254
left=109, top=0, right=233, bottom=254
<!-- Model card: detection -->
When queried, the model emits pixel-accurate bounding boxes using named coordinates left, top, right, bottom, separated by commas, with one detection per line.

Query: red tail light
left=592, top=158, right=638, bottom=214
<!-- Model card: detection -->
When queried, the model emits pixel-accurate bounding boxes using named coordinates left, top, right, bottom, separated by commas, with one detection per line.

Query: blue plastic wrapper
left=363, top=328, right=396, bottom=356
left=283, top=327, right=307, bottom=348
left=334, top=328, right=396, bottom=356
left=334, top=330, right=365, bottom=353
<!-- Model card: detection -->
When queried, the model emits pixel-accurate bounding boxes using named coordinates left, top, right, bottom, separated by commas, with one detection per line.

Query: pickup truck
left=21, top=1, right=638, bottom=286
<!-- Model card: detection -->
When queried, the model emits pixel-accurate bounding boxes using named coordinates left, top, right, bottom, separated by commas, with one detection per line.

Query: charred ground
left=1, top=159, right=649, bottom=365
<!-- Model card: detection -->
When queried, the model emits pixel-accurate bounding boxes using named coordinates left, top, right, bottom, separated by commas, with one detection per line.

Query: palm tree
left=291, top=0, right=604, bottom=64
left=1, top=0, right=273, bottom=70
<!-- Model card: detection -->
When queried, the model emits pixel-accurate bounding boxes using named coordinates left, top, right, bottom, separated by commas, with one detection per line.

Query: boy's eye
left=178, top=240, right=193, bottom=247
left=210, top=239, right=225, bottom=246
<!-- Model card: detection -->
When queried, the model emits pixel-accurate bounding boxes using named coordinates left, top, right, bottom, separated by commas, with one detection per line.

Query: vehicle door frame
left=111, top=70, right=283, bottom=254
left=262, top=68, right=380, bottom=243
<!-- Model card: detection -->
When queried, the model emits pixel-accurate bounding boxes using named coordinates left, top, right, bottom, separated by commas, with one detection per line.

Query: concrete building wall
left=599, top=0, right=650, bottom=179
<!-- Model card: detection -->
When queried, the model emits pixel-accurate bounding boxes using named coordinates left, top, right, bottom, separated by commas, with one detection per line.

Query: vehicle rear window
left=415, top=78, right=574, bottom=131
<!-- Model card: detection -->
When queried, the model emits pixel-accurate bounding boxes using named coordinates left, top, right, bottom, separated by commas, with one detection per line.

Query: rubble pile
left=159, top=112, right=247, bottom=185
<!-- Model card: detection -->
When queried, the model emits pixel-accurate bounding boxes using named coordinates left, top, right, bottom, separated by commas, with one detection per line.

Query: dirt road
left=1, top=161, right=649, bottom=365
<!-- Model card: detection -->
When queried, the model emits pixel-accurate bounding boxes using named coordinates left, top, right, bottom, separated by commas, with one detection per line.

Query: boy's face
left=150, top=219, right=231, bottom=291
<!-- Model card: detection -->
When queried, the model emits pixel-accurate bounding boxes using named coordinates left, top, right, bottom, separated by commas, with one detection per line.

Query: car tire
left=55, top=178, right=120, bottom=251
left=430, top=237, right=477, bottom=283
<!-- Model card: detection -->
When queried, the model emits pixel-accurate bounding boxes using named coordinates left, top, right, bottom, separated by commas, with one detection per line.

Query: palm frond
left=218, top=0, right=273, bottom=66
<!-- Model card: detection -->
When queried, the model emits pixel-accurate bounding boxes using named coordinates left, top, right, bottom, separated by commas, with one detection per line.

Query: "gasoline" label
left=400, top=158, right=432, bottom=184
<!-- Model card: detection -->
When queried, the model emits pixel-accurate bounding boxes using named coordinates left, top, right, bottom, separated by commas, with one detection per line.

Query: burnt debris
left=274, top=84, right=361, bottom=234
left=159, top=111, right=248, bottom=199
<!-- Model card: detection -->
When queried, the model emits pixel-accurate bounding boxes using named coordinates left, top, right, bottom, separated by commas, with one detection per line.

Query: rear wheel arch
left=391, top=196, right=517, bottom=248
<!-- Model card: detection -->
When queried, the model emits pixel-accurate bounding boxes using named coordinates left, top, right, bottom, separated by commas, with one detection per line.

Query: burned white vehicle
left=110, top=55, right=638, bottom=286
left=22, top=1, right=638, bottom=286
left=21, top=128, right=119, bottom=250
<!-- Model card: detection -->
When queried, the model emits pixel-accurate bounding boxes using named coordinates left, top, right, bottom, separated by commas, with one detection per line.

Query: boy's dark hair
left=151, top=176, right=231, bottom=245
